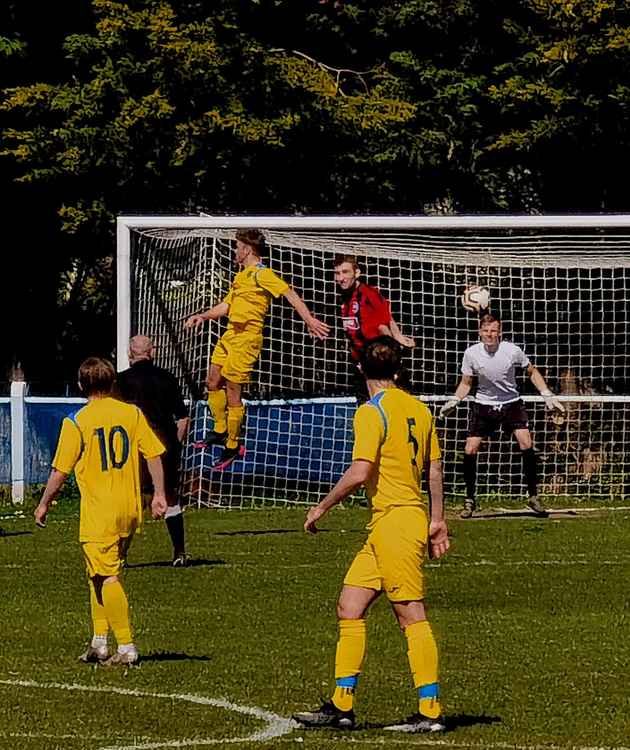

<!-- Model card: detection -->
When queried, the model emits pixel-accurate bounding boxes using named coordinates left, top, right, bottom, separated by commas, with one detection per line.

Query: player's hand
left=541, top=390, right=566, bottom=414
left=398, top=335, right=416, bottom=349
left=439, top=397, right=461, bottom=419
left=34, top=502, right=48, bottom=528
left=184, top=314, right=206, bottom=330
left=307, top=317, right=331, bottom=340
left=304, top=505, right=326, bottom=534
left=151, top=494, right=168, bottom=519
left=429, top=520, right=450, bottom=559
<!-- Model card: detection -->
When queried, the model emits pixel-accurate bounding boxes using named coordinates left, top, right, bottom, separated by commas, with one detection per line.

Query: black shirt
left=116, top=360, right=187, bottom=447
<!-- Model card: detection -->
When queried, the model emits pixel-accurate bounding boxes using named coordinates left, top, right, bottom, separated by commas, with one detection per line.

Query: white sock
left=91, top=636, right=108, bottom=649
left=118, top=643, right=137, bottom=655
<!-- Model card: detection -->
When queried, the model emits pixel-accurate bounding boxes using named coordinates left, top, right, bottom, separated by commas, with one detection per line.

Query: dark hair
left=333, top=254, right=360, bottom=270
left=479, top=312, right=501, bottom=327
left=78, top=357, right=115, bottom=396
left=235, top=229, right=266, bottom=257
left=360, top=336, right=402, bottom=380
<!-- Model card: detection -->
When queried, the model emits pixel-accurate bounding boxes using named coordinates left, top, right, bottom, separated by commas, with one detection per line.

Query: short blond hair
left=78, top=357, right=115, bottom=396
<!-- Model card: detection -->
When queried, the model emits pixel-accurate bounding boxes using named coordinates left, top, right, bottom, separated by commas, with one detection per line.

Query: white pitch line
left=0, top=678, right=297, bottom=749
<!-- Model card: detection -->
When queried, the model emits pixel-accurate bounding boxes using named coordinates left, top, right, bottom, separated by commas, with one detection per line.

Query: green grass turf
left=1, top=503, right=630, bottom=749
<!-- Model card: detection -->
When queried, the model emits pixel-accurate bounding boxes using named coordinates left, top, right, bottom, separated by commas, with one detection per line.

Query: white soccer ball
left=461, top=285, right=490, bottom=313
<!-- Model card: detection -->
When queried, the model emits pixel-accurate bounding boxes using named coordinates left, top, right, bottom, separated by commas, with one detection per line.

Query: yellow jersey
left=352, top=387, right=441, bottom=525
left=223, top=263, right=289, bottom=330
left=52, top=397, right=165, bottom=542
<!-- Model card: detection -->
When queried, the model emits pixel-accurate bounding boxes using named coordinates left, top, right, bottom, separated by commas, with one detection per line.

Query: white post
left=116, top=218, right=132, bottom=372
left=10, top=380, right=26, bottom=505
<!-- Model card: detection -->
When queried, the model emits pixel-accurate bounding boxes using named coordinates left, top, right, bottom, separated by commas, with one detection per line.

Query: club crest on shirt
left=342, top=315, right=359, bottom=332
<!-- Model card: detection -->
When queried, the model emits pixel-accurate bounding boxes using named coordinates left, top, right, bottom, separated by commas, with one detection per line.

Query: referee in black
left=116, top=335, right=190, bottom=566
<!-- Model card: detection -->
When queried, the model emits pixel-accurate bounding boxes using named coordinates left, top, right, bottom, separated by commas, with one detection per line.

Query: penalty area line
left=0, top=678, right=297, bottom=749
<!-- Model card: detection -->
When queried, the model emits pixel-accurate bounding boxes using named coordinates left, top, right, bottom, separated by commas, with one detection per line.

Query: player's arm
left=526, top=364, right=565, bottom=413
left=176, top=417, right=189, bottom=443
left=304, top=460, right=373, bottom=533
left=184, top=301, right=229, bottom=329
left=384, top=318, right=415, bottom=349
left=35, top=417, right=81, bottom=528
left=439, top=374, right=474, bottom=418
left=171, top=379, right=190, bottom=443
left=145, top=456, right=167, bottom=519
left=426, top=459, right=449, bottom=559
left=282, top=287, right=330, bottom=340
left=34, top=469, right=68, bottom=528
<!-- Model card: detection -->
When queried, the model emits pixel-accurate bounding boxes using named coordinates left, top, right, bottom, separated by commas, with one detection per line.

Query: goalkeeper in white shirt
left=440, top=313, right=565, bottom=518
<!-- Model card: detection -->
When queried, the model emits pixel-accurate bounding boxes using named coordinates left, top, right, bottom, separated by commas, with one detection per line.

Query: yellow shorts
left=81, top=537, right=130, bottom=578
left=344, top=506, right=429, bottom=601
left=211, top=325, right=264, bottom=384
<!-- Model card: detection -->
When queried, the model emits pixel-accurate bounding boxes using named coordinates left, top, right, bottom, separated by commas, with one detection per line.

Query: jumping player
left=185, top=229, right=330, bottom=470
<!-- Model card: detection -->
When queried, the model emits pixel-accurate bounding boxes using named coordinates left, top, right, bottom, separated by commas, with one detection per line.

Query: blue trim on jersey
left=253, top=262, right=268, bottom=288
left=418, top=682, right=440, bottom=699
left=335, top=675, right=358, bottom=689
left=67, top=408, right=86, bottom=455
left=368, top=390, right=388, bottom=439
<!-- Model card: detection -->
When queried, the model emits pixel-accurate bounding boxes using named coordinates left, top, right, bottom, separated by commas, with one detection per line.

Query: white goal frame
left=116, top=213, right=630, bottom=372
left=116, top=214, right=630, bottom=508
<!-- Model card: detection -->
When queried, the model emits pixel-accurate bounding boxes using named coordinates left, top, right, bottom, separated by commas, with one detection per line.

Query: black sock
left=165, top=511, right=185, bottom=557
left=463, top=454, right=477, bottom=500
left=521, top=447, right=538, bottom=497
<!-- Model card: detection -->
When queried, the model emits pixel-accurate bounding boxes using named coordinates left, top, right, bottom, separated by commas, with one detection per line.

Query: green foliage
left=2, top=0, right=630, bottom=385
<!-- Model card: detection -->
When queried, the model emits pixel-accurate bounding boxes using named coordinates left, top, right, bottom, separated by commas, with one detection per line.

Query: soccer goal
left=117, top=215, right=630, bottom=509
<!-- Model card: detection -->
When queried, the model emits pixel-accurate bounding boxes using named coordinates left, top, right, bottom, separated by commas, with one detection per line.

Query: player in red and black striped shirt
left=334, top=255, right=415, bottom=364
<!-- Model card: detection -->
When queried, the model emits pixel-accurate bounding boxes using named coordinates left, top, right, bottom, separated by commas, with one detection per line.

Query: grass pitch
left=1, top=502, right=630, bottom=749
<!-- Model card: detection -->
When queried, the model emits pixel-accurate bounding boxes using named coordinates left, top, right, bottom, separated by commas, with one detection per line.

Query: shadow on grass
left=140, top=651, right=212, bottom=663
left=0, top=529, right=33, bottom=537
left=213, top=528, right=358, bottom=537
left=465, top=508, right=580, bottom=521
left=213, top=528, right=301, bottom=537
left=364, top=713, right=501, bottom=732
left=445, top=713, right=502, bottom=731
left=125, top=558, right=227, bottom=569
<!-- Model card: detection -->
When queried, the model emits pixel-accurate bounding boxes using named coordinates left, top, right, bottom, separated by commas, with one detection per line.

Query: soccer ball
left=461, top=285, right=490, bottom=313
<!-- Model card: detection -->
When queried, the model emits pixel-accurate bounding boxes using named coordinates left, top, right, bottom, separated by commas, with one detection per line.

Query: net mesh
left=126, top=224, right=630, bottom=507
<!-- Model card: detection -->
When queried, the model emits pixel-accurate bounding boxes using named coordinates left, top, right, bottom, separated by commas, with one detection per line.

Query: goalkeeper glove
left=540, top=389, right=565, bottom=414
left=439, top=397, right=461, bottom=419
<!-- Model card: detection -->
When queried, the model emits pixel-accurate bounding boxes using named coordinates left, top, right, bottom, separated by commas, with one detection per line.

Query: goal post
left=116, top=215, right=630, bottom=508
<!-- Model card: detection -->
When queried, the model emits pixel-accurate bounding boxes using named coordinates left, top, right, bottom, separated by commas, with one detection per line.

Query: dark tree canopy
left=2, top=0, right=629, bottom=388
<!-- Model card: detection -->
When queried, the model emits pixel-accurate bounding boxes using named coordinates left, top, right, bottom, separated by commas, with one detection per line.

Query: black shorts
left=141, top=442, right=182, bottom=494
left=468, top=400, right=529, bottom=438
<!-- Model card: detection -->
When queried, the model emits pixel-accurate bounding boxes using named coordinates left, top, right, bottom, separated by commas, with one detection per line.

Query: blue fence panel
left=24, top=401, right=86, bottom=484
left=189, top=399, right=354, bottom=483
left=0, top=402, right=10, bottom=484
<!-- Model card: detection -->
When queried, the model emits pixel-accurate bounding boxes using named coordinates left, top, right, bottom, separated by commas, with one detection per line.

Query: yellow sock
left=405, top=620, right=442, bottom=719
left=226, top=405, right=245, bottom=449
left=89, top=580, right=109, bottom=637
left=102, top=579, right=133, bottom=646
left=207, top=390, right=227, bottom=434
left=332, top=619, right=366, bottom=712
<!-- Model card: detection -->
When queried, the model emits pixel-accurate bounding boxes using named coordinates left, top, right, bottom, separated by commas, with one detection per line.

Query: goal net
left=117, top=216, right=630, bottom=509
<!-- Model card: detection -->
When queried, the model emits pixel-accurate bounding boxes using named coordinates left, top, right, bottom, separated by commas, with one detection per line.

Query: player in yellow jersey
left=293, top=337, right=450, bottom=733
left=34, top=357, right=167, bottom=666
left=184, top=229, right=330, bottom=470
